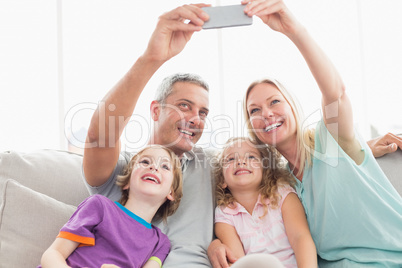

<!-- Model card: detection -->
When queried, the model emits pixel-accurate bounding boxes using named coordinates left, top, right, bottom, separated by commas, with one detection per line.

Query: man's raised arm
left=83, top=4, right=209, bottom=187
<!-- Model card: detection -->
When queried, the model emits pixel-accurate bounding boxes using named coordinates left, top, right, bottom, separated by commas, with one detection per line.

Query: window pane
left=0, top=0, right=59, bottom=152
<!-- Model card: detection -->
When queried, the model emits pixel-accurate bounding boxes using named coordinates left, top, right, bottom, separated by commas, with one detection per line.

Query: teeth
left=180, top=129, right=194, bottom=136
left=144, top=177, right=159, bottom=184
left=235, top=170, right=250, bottom=175
left=265, top=122, right=282, bottom=132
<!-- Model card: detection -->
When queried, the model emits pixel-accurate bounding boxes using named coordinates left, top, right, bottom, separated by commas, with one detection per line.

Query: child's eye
left=162, top=164, right=170, bottom=171
left=139, top=159, right=150, bottom=165
left=222, top=157, right=235, bottom=166
left=248, top=155, right=256, bottom=160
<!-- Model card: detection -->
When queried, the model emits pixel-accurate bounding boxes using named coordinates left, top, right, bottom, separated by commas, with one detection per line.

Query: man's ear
left=150, top=100, right=160, bottom=121
left=167, top=189, right=175, bottom=201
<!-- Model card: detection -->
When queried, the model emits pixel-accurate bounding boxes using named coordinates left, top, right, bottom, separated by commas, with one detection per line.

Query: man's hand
left=143, top=4, right=210, bottom=63
left=367, top=133, right=402, bottom=158
left=207, top=239, right=238, bottom=268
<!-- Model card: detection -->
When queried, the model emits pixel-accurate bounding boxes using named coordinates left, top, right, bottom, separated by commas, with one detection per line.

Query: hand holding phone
left=202, top=5, right=253, bottom=30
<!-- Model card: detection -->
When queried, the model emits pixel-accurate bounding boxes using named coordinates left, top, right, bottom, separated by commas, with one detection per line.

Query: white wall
left=1, top=0, right=401, bottom=152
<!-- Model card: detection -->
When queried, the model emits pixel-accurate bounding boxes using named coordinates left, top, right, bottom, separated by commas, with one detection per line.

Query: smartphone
left=202, top=4, right=253, bottom=29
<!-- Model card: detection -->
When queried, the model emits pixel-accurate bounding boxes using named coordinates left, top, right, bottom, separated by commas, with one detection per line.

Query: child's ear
left=123, top=184, right=130, bottom=190
left=167, top=190, right=175, bottom=201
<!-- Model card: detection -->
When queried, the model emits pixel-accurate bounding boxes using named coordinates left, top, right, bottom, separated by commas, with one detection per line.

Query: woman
left=209, top=0, right=402, bottom=267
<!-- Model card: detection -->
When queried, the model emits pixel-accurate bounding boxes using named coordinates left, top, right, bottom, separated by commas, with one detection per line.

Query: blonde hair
left=116, top=145, right=183, bottom=222
left=214, top=137, right=296, bottom=216
left=243, top=78, right=315, bottom=177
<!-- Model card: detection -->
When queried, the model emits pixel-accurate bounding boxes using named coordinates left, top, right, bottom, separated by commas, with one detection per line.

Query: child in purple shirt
left=39, top=145, right=183, bottom=268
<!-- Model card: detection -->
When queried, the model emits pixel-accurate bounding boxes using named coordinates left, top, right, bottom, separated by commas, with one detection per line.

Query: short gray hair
left=154, top=73, right=209, bottom=104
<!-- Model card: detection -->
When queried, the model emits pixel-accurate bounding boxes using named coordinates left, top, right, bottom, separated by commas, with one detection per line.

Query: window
left=1, top=0, right=401, bottom=153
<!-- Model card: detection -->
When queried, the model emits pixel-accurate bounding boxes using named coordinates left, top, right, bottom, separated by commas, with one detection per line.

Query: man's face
left=152, top=82, right=209, bottom=157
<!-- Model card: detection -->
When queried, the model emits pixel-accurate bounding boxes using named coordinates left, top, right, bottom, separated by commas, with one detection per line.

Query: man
left=83, top=3, right=402, bottom=268
left=83, top=4, right=214, bottom=268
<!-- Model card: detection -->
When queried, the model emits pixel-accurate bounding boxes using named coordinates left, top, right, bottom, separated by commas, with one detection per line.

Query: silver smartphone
left=202, top=5, right=253, bottom=29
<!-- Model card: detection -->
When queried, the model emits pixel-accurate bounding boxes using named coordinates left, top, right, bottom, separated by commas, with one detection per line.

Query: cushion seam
left=0, top=178, right=12, bottom=254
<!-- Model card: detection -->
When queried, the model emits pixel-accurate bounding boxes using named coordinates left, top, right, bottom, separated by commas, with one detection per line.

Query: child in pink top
left=214, top=137, right=317, bottom=268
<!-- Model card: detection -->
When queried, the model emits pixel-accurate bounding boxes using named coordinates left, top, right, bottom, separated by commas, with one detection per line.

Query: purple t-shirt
left=39, top=195, right=170, bottom=268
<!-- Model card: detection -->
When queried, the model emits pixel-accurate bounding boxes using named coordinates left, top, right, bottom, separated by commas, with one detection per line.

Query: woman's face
left=246, top=83, right=297, bottom=148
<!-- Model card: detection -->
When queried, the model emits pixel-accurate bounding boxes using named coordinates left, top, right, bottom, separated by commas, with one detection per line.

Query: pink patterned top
left=215, top=185, right=297, bottom=268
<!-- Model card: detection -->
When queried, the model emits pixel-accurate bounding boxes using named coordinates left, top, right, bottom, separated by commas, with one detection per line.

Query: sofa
left=0, top=149, right=401, bottom=267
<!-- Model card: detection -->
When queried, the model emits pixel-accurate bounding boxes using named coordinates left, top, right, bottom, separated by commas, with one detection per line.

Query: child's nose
left=237, top=159, right=246, bottom=165
left=149, top=164, right=158, bottom=171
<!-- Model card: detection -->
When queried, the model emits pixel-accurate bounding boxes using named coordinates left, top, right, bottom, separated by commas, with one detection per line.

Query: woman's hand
left=241, top=0, right=300, bottom=36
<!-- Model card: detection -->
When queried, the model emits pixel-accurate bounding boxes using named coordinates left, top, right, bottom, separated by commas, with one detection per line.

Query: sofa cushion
left=0, top=150, right=89, bottom=206
left=0, top=179, right=76, bottom=268
left=376, top=149, right=402, bottom=196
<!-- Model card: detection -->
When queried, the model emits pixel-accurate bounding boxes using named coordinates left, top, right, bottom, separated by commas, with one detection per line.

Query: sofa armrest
left=0, top=149, right=92, bottom=267
left=0, top=178, right=77, bottom=267
left=376, top=149, right=402, bottom=196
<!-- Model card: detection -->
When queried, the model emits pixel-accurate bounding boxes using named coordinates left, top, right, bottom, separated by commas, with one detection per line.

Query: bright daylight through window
left=1, top=0, right=401, bottom=153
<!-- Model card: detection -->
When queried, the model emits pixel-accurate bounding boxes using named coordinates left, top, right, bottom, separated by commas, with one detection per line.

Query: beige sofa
left=0, top=149, right=401, bottom=267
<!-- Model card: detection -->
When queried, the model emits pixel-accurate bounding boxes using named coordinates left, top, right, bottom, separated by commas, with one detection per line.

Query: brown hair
left=116, top=145, right=183, bottom=222
left=214, top=137, right=296, bottom=216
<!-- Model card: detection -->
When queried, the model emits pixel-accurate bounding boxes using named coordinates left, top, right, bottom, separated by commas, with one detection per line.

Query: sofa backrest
left=0, top=149, right=400, bottom=268
left=0, top=150, right=89, bottom=206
